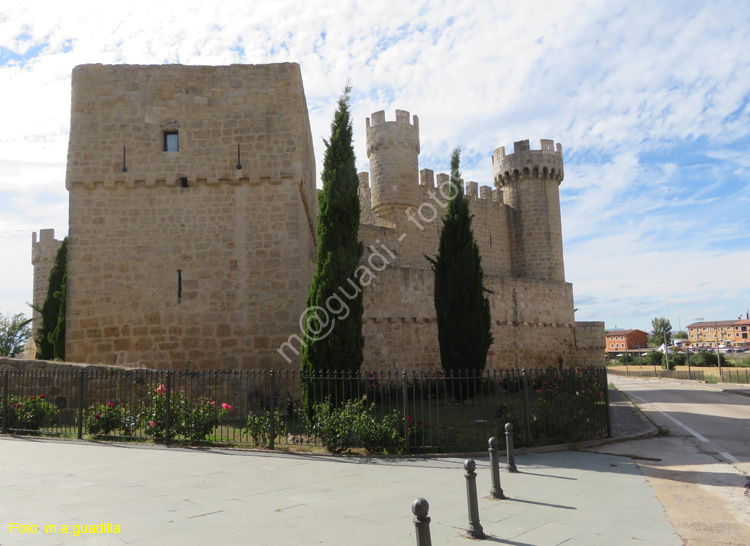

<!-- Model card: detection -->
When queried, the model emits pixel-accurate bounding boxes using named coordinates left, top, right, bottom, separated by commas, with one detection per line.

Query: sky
left=1, top=0, right=749, bottom=334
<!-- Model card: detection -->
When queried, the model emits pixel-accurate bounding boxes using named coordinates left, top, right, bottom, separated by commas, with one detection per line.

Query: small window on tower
left=164, top=131, right=179, bottom=152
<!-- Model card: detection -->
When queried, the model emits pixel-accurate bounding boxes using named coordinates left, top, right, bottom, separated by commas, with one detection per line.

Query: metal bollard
left=488, top=437, right=506, bottom=499
left=505, top=423, right=518, bottom=473
left=412, top=498, right=432, bottom=546
left=464, top=459, right=486, bottom=539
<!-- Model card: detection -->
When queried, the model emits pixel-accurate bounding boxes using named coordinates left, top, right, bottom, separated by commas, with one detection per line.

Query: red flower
left=155, top=384, right=167, bottom=395
left=407, top=415, right=413, bottom=423
left=535, top=388, right=541, bottom=393
left=417, top=420, right=422, bottom=426
left=599, top=392, right=604, bottom=398
left=95, top=414, right=101, bottom=420
left=39, top=394, right=45, bottom=399
left=149, top=420, right=156, bottom=427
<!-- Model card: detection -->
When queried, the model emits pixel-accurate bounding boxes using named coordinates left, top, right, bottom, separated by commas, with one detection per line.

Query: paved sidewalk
left=0, top=434, right=681, bottom=545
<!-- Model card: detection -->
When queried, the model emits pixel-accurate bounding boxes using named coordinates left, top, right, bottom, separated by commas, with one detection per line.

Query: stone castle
left=32, top=63, right=604, bottom=370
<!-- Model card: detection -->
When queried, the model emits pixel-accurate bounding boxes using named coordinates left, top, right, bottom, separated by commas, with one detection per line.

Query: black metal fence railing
left=0, top=366, right=609, bottom=453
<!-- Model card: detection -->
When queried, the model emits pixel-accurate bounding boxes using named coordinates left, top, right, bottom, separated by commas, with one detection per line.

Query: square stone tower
left=64, top=64, right=316, bottom=369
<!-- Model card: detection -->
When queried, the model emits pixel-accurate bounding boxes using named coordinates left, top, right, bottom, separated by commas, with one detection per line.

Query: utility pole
left=715, top=321, right=722, bottom=380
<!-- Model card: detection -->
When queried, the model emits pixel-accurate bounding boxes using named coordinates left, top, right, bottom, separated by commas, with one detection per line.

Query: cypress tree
left=301, top=86, right=364, bottom=409
left=35, top=237, right=68, bottom=360
left=427, top=149, right=493, bottom=398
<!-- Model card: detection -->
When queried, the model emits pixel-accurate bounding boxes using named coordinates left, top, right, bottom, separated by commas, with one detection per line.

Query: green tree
left=691, top=350, right=727, bottom=367
left=673, top=331, right=688, bottom=339
left=427, top=149, right=493, bottom=398
left=0, top=312, right=32, bottom=357
left=300, top=86, right=364, bottom=410
left=35, top=237, right=68, bottom=360
left=651, top=317, right=672, bottom=347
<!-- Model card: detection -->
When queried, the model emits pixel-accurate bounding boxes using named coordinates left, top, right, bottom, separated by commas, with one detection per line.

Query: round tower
left=492, top=139, right=565, bottom=282
left=366, top=109, right=420, bottom=225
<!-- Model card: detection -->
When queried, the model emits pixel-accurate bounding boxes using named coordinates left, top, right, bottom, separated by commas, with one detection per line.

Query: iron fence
left=1, top=366, right=609, bottom=453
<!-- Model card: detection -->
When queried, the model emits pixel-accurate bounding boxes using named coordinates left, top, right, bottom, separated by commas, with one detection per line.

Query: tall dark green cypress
left=427, top=149, right=493, bottom=398
left=35, top=237, right=68, bottom=360
left=301, top=86, right=364, bottom=409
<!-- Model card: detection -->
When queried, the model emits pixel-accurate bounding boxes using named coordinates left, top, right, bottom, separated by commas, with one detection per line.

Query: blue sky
left=0, top=0, right=748, bottom=333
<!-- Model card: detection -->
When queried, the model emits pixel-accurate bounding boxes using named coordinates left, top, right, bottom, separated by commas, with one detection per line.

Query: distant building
left=687, top=320, right=750, bottom=348
left=605, top=329, right=648, bottom=353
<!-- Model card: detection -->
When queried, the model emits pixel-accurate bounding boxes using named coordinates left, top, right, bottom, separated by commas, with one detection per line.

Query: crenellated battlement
left=366, top=109, right=420, bottom=156
left=32, top=228, right=63, bottom=266
left=492, top=139, right=564, bottom=187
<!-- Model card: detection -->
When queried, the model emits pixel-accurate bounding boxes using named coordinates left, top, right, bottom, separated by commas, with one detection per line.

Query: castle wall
left=31, top=229, right=64, bottom=335
left=64, top=63, right=316, bottom=370
left=359, top=264, right=583, bottom=369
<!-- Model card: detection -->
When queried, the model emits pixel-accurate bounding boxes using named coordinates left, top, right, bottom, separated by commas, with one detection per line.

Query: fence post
left=412, top=498, right=432, bottom=546
left=505, top=422, right=518, bottom=472
left=488, top=437, right=505, bottom=499
left=77, top=370, right=85, bottom=440
left=463, top=459, right=485, bottom=539
left=603, top=369, right=612, bottom=438
left=521, top=368, right=531, bottom=446
left=165, top=372, right=171, bottom=445
left=2, top=370, right=8, bottom=433
left=269, top=369, right=276, bottom=450
left=402, top=370, right=410, bottom=454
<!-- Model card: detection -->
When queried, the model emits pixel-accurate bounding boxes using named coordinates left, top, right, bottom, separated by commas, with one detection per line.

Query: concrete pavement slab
left=0, top=436, right=682, bottom=545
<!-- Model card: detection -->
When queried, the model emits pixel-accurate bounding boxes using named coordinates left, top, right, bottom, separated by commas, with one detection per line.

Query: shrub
left=2, top=394, right=58, bottom=431
left=644, top=352, right=664, bottom=367
left=617, top=353, right=634, bottom=365
left=245, top=410, right=286, bottom=445
left=529, top=368, right=606, bottom=440
left=667, top=352, right=685, bottom=369
left=310, top=396, right=404, bottom=454
left=139, top=384, right=229, bottom=442
left=690, top=350, right=728, bottom=367
left=84, top=401, right=137, bottom=436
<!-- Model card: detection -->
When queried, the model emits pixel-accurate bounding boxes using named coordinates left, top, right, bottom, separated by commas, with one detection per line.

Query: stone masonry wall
left=64, top=64, right=316, bottom=370
left=31, top=229, right=63, bottom=335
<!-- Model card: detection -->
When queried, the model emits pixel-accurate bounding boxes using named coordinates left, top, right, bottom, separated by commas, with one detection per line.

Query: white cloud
left=0, top=0, right=749, bottom=332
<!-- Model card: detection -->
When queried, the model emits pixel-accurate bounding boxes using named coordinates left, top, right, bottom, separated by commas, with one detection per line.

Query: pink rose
left=222, top=403, right=232, bottom=411
left=149, top=420, right=156, bottom=427
left=39, top=394, right=45, bottom=399
left=155, top=384, right=167, bottom=395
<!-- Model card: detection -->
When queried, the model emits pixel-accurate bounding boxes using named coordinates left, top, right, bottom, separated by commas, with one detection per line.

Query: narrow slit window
left=177, top=270, right=182, bottom=300
left=164, top=131, right=179, bottom=152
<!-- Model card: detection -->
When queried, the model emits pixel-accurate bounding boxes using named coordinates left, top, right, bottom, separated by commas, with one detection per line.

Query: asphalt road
left=591, top=376, right=750, bottom=545
left=612, top=376, right=750, bottom=473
